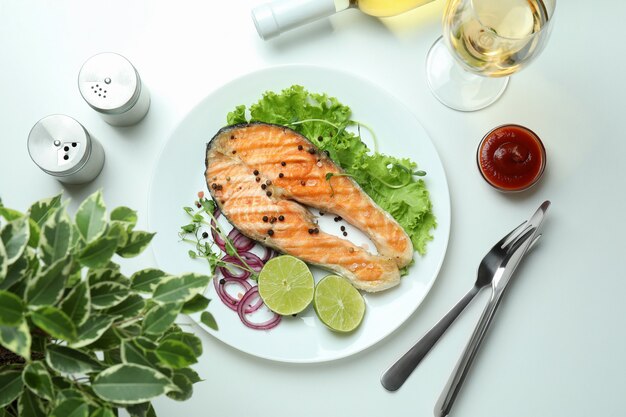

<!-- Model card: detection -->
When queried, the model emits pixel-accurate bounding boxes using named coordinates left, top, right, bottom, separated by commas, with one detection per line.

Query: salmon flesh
left=205, top=122, right=413, bottom=292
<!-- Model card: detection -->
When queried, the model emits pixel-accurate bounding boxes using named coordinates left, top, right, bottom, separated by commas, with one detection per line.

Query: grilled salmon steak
left=205, top=122, right=414, bottom=292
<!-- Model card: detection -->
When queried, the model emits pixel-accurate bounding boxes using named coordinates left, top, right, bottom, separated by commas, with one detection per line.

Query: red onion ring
left=213, top=274, right=264, bottom=314
left=227, top=228, right=256, bottom=252
left=260, top=247, right=277, bottom=263
left=214, top=276, right=251, bottom=311
left=236, top=287, right=282, bottom=330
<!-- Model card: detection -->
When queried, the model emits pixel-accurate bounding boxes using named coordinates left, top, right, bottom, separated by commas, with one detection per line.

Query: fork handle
left=381, top=285, right=481, bottom=391
left=434, top=289, right=505, bottom=417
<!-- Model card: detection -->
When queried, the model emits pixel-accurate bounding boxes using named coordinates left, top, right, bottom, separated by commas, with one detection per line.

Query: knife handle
left=381, top=285, right=480, bottom=391
left=434, top=289, right=505, bottom=417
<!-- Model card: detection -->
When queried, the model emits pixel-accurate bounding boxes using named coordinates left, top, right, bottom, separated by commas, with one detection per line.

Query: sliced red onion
left=227, top=228, right=255, bottom=252
left=260, top=247, right=277, bottom=263
left=213, top=275, right=264, bottom=314
left=236, top=287, right=282, bottom=330
left=214, top=275, right=251, bottom=311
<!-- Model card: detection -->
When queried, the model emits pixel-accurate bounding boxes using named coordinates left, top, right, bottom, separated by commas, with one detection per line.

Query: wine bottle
left=252, top=0, right=435, bottom=40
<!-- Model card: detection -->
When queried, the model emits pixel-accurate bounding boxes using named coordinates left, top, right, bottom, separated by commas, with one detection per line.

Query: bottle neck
left=252, top=0, right=351, bottom=40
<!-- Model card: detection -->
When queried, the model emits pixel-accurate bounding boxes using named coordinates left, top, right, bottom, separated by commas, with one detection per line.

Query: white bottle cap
left=251, top=0, right=341, bottom=40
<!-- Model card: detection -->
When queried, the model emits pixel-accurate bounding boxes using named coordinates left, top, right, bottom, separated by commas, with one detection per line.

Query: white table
left=2, top=1, right=625, bottom=416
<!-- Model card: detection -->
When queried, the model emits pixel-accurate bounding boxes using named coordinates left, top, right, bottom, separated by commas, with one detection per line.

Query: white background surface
left=1, top=1, right=625, bottom=416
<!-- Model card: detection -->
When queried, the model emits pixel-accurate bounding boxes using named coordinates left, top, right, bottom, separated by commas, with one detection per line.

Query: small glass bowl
left=476, top=124, right=546, bottom=193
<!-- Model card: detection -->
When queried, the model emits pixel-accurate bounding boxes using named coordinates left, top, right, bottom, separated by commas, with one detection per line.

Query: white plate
left=148, top=64, right=450, bottom=363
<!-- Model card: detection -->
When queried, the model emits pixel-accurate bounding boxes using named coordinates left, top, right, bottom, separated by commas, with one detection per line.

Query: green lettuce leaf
left=226, top=85, right=436, bottom=259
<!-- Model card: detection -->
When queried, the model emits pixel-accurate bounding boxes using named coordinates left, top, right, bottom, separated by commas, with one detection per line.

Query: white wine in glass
left=426, top=0, right=556, bottom=111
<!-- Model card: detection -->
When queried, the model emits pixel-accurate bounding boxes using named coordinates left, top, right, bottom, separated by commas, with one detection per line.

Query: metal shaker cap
left=27, top=115, right=91, bottom=176
left=78, top=52, right=141, bottom=114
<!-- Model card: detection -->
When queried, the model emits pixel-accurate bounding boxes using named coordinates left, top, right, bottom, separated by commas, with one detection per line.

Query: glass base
left=426, top=36, right=509, bottom=112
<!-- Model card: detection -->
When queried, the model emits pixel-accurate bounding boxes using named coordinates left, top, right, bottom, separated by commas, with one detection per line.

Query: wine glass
left=426, top=0, right=556, bottom=111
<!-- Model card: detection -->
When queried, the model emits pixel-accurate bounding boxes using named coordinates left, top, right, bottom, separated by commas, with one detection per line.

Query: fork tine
left=496, top=221, right=527, bottom=249
left=504, top=226, right=536, bottom=255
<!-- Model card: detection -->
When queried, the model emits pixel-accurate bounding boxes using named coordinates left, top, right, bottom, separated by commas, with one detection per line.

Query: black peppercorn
left=343, top=231, right=348, bottom=237
left=318, top=136, right=323, bottom=141
left=268, top=229, right=274, bottom=236
left=300, top=180, right=306, bottom=186
left=281, top=161, right=286, bottom=167
left=298, top=145, right=303, bottom=151
left=202, top=232, right=209, bottom=239
left=261, top=184, right=267, bottom=190
left=220, top=278, right=226, bottom=285
left=266, top=180, right=272, bottom=185
left=253, top=169, right=259, bottom=176
left=266, top=191, right=272, bottom=197
left=308, top=148, right=315, bottom=154
left=278, top=215, right=284, bottom=221
left=256, top=177, right=261, bottom=182
left=279, top=173, right=284, bottom=178
left=262, top=216, right=268, bottom=222
left=340, top=226, right=345, bottom=231
left=308, top=229, right=314, bottom=234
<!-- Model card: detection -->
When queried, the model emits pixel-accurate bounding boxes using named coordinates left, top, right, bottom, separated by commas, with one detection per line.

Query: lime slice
left=258, top=255, right=314, bottom=315
left=313, top=275, right=365, bottom=332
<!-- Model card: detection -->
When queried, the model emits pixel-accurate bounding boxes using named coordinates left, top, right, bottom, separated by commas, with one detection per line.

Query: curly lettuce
left=226, top=85, right=436, bottom=256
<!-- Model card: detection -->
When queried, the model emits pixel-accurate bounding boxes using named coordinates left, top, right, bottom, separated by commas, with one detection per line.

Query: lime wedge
left=313, top=275, right=365, bottom=332
left=258, top=255, right=314, bottom=316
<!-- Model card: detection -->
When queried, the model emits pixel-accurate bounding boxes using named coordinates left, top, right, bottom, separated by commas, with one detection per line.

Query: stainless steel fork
left=381, top=217, right=537, bottom=392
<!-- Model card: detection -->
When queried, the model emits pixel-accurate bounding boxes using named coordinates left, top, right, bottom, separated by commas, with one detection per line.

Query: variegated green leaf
left=120, top=340, right=154, bottom=368
left=110, top=206, right=137, bottom=228
left=0, top=215, right=29, bottom=265
left=181, top=293, right=210, bottom=314
left=87, top=268, right=125, bottom=286
left=91, top=364, right=176, bottom=405
left=116, top=231, right=155, bottom=258
left=70, top=314, right=116, bottom=349
left=90, top=281, right=129, bottom=310
left=50, top=398, right=89, bottom=417
left=166, top=371, right=193, bottom=401
left=25, top=255, right=71, bottom=308
left=141, top=303, right=182, bottom=335
left=17, top=387, right=45, bottom=417
left=0, top=249, right=29, bottom=290
left=0, top=369, right=23, bottom=408
left=155, top=339, right=197, bottom=369
left=45, top=344, right=103, bottom=374
left=0, top=318, right=31, bottom=361
left=22, top=361, right=55, bottom=402
left=75, top=191, right=107, bottom=243
left=0, top=290, right=25, bottom=326
left=0, top=238, right=7, bottom=281
left=89, top=407, right=116, bottom=417
left=105, top=294, right=145, bottom=319
left=40, top=206, right=72, bottom=264
left=152, top=273, right=210, bottom=305
left=130, top=268, right=169, bottom=293
left=31, top=306, right=77, bottom=341
left=77, top=236, right=119, bottom=269
left=59, top=280, right=90, bottom=326
left=162, top=332, right=202, bottom=357
left=29, top=193, right=62, bottom=227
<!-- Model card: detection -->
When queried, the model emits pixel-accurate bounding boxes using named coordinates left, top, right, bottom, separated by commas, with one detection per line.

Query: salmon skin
left=205, top=122, right=413, bottom=292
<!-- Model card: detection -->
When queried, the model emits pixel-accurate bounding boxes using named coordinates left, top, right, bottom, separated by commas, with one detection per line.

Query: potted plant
left=0, top=191, right=216, bottom=417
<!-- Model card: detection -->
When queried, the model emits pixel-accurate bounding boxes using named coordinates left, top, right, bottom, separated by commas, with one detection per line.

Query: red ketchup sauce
left=477, top=125, right=546, bottom=192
